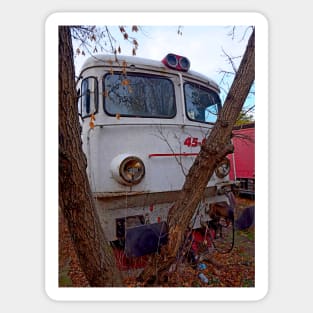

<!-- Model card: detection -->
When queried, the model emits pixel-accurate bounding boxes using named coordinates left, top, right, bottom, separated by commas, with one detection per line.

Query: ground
left=59, top=195, right=255, bottom=287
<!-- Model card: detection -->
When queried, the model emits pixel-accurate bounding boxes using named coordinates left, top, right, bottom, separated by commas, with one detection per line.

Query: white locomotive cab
left=77, top=53, right=234, bottom=256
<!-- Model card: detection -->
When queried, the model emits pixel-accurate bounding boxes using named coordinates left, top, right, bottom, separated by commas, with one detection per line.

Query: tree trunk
left=140, top=28, right=255, bottom=283
left=58, top=26, right=122, bottom=287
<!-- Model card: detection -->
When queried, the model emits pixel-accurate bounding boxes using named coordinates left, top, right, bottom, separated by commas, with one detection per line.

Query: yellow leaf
left=122, top=60, right=127, bottom=74
left=89, top=113, right=95, bottom=129
left=121, top=79, right=129, bottom=86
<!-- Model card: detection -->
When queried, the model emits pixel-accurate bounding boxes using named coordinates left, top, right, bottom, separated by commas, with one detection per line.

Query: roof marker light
left=162, top=53, right=190, bottom=72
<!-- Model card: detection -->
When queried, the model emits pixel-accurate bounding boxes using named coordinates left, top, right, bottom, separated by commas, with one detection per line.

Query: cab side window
left=79, top=77, right=98, bottom=118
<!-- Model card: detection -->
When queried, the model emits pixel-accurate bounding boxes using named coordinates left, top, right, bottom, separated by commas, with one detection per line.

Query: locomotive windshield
left=103, top=73, right=176, bottom=118
left=184, top=82, right=221, bottom=124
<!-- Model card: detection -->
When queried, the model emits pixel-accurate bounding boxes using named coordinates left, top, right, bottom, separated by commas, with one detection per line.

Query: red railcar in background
left=228, top=122, right=255, bottom=197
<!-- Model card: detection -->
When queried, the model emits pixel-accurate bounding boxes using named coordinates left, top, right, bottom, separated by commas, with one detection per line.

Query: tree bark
left=140, top=28, right=255, bottom=283
left=58, top=26, right=122, bottom=287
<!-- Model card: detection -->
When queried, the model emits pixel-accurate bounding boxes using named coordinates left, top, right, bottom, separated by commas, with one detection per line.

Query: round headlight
left=215, top=158, right=230, bottom=178
left=111, top=154, right=145, bottom=186
left=166, top=54, right=178, bottom=67
left=120, top=156, right=145, bottom=185
left=179, top=57, right=190, bottom=71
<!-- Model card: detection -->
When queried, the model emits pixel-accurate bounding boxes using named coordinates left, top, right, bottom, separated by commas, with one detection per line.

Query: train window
left=80, top=77, right=98, bottom=118
left=184, top=82, right=221, bottom=124
left=103, top=73, right=176, bottom=118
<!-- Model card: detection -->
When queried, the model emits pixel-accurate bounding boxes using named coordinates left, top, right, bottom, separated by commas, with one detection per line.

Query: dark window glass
left=184, top=82, right=221, bottom=123
left=103, top=73, right=176, bottom=118
left=80, top=77, right=98, bottom=117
